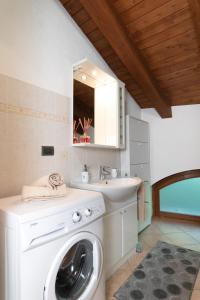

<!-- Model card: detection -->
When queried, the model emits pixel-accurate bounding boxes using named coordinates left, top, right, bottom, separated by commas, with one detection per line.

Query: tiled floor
left=106, top=218, right=200, bottom=300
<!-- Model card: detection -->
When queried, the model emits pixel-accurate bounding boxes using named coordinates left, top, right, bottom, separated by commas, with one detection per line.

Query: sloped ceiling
left=60, top=0, right=200, bottom=118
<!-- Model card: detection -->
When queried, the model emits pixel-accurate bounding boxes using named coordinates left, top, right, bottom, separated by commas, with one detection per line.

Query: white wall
left=0, top=0, right=140, bottom=116
left=0, top=0, right=114, bottom=96
left=0, top=0, right=141, bottom=197
left=126, top=91, right=141, bottom=119
left=142, top=105, right=200, bottom=184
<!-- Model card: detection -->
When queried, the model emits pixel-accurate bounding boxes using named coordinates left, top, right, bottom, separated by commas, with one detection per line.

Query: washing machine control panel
left=70, top=199, right=104, bottom=229
left=72, top=211, right=82, bottom=223
left=84, top=208, right=92, bottom=217
left=20, top=193, right=105, bottom=251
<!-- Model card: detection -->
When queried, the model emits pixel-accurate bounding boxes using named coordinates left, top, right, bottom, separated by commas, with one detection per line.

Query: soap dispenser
left=81, top=164, right=89, bottom=183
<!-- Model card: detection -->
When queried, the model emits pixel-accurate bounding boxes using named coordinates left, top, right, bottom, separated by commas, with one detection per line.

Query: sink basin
left=71, top=177, right=142, bottom=202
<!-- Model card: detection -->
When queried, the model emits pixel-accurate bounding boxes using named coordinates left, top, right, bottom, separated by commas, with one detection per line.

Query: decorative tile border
left=0, top=102, right=68, bottom=123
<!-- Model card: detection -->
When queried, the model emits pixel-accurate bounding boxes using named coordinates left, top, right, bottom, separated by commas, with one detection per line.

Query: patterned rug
left=114, top=241, right=200, bottom=300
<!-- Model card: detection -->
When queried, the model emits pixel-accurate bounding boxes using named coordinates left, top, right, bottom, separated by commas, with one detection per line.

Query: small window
left=160, top=178, right=200, bottom=216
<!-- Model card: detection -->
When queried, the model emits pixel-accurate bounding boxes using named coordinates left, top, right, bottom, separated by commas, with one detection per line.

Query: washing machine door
left=44, top=232, right=103, bottom=300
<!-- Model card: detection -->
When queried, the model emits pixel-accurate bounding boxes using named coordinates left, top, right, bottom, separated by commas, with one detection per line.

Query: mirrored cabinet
left=72, top=59, right=125, bottom=149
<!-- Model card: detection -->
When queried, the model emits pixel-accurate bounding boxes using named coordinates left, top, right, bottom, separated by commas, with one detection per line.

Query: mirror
left=73, top=59, right=125, bottom=148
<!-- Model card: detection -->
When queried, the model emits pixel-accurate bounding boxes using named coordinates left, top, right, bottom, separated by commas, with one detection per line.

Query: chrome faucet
left=99, top=166, right=111, bottom=180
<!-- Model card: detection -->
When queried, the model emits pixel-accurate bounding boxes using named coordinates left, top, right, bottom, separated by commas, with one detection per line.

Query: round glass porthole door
left=44, top=232, right=103, bottom=300
left=55, top=239, right=93, bottom=300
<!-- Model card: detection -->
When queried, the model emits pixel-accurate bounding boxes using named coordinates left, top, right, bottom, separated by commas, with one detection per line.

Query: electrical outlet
left=41, top=146, right=54, bottom=156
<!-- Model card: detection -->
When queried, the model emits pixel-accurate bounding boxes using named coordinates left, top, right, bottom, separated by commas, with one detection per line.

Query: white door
left=44, top=232, right=103, bottom=300
left=122, top=202, right=138, bottom=257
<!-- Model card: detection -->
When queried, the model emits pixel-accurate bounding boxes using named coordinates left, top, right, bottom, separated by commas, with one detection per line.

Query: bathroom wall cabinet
left=121, top=116, right=152, bottom=233
left=73, top=59, right=125, bottom=149
left=104, top=201, right=138, bottom=278
left=121, top=116, right=150, bottom=180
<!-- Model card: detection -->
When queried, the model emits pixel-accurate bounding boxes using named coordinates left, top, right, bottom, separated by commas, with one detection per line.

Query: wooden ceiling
left=60, top=0, right=200, bottom=118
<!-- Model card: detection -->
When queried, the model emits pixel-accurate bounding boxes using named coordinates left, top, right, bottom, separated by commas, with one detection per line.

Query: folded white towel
left=33, top=173, right=64, bottom=189
left=22, top=173, right=67, bottom=202
left=22, top=184, right=68, bottom=202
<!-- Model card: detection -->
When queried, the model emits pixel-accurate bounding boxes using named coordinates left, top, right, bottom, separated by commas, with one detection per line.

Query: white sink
left=71, top=177, right=142, bottom=202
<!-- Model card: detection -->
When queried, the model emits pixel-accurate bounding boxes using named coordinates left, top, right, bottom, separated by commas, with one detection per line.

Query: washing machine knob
left=84, top=208, right=92, bottom=217
left=72, top=211, right=82, bottom=223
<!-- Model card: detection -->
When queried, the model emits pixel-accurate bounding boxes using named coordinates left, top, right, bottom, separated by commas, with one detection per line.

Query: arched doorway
left=152, top=169, right=200, bottom=223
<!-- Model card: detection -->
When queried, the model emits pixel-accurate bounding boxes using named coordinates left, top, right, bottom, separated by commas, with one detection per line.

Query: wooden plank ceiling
left=60, top=0, right=200, bottom=118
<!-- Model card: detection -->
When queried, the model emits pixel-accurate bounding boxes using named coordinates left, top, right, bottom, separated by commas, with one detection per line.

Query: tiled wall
left=0, top=73, right=120, bottom=198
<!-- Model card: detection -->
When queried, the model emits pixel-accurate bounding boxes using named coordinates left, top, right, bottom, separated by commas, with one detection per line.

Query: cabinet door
left=104, top=210, right=122, bottom=276
left=95, top=81, right=119, bottom=146
left=130, top=141, right=149, bottom=164
left=138, top=202, right=152, bottom=233
left=122, top=202, right=138, bottom=257
left=130, top=118, right=149, bottom=142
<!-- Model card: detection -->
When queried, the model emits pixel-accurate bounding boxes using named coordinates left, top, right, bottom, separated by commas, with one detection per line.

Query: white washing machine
left=0, top=188, right=106, bottom=300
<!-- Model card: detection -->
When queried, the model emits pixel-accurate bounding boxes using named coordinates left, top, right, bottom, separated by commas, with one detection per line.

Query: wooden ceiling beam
left=60, top=0, right=69, bottom=5
left=188, top=0, right=200, bottom=48
left=79, top=0, right=172, bottom=118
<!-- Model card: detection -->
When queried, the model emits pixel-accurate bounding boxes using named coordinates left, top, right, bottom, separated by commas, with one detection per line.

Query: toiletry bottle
left=111, top=168, right=118, bottom=178
left=81, top=164, right=89, bottom=183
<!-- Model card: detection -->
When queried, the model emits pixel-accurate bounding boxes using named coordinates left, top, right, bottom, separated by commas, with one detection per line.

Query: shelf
left=72, top=143, right=119, bottom=150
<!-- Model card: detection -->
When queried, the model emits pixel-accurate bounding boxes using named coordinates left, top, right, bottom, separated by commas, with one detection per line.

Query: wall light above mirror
left=73, top=59, right=125, bottom=149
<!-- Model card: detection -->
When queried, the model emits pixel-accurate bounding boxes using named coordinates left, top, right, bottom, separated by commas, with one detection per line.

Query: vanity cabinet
left=122, top=202, right=138, bottom=257
left=104, top=201, right=138, bottom=278
left=104, top=210, right=122, bottom=275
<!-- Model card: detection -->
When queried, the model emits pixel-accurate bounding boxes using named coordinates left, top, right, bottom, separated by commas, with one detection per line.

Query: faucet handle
left=102, top=165, right=111, bottom=171
left=99, top=165, right=111, bottom=180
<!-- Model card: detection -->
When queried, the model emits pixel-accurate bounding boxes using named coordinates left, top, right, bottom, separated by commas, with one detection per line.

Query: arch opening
left=152, top=169, right=200, bottom=223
